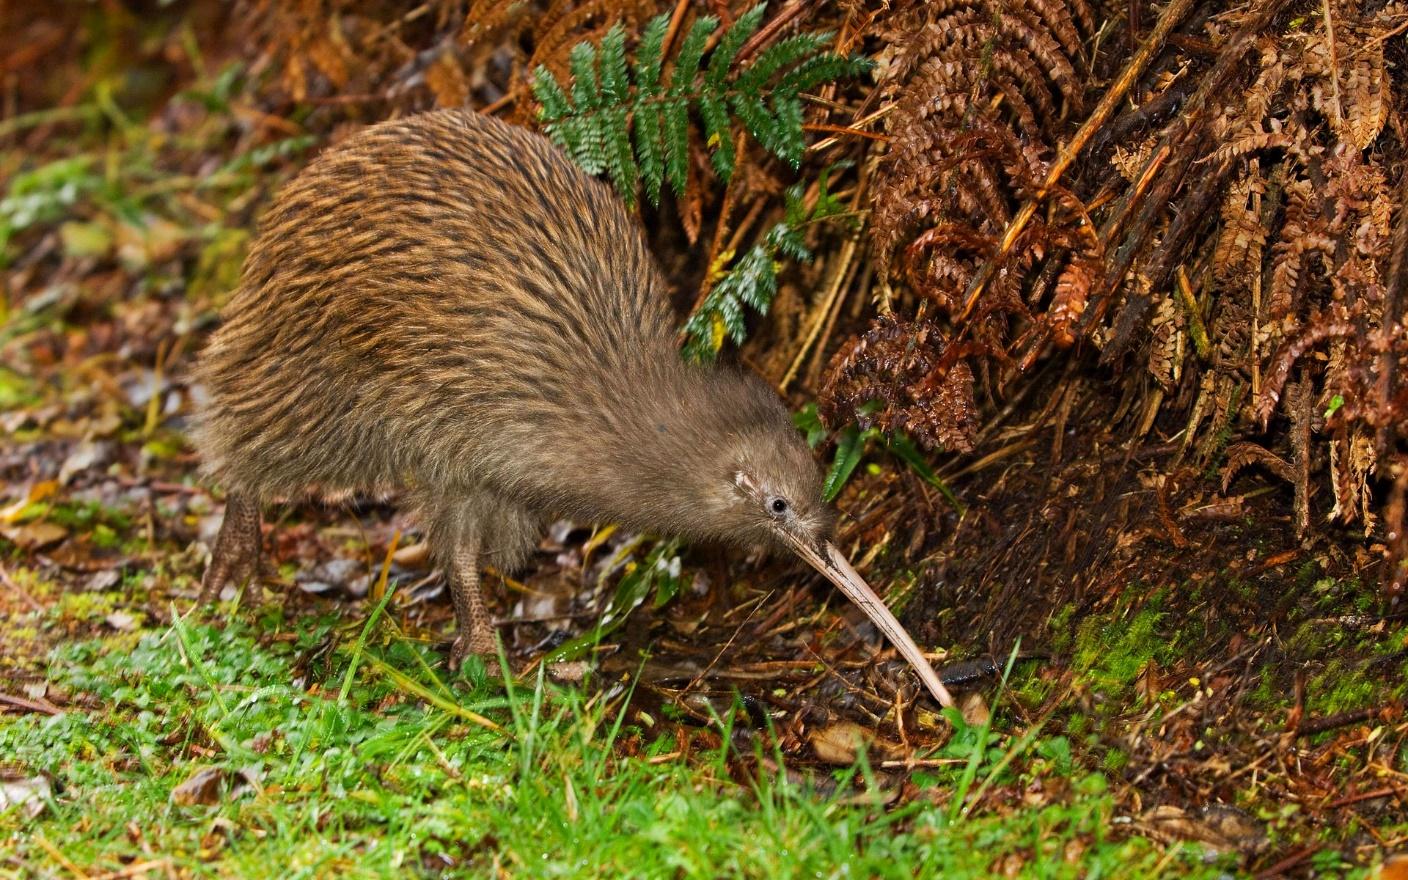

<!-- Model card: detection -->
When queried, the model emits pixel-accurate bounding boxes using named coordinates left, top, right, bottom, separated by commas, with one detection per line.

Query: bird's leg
left=199, top=492, right=263, bottom=605
left=445, top=522, right=497, bottom=670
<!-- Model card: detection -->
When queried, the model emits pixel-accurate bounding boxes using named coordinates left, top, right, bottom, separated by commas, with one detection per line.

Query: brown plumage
left=194, top=109, right=953, bottom=706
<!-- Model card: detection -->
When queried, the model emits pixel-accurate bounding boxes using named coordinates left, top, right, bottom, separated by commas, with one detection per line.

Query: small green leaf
left=634, top=106, right=666, bottom=205
left=792, top=403, right=828, bottom=449
left=823, top=425, right=871, bottom=502
left=663, top=97, right=690, bottom=198
left=669, top=16, right=718, bottom=95
left=530, top=67, right=573, bottom=119
left=599, top=25, right=630, bottom=104
left=634, top=13, right=671, bottom=97
left=886, top=433, right=965, bottom=513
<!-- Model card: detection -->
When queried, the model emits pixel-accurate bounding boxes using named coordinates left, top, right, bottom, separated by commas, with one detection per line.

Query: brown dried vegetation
left=840, top=0, right=1408, bottom=599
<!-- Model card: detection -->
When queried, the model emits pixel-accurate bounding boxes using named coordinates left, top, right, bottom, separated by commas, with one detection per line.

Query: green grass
left=0, top=612, right=1234, bottom=879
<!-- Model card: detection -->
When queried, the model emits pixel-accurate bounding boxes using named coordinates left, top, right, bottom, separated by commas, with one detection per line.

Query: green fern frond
left=530, top=3, right=870, bottom=207
left=633, top=16, right=669, bottom=97
left=734, top=32, right=834, bottom=95
left=634, top=107, right=665, bottom=204
left=669, top=16, right=717, bottom=95
left=706, top=4, right=766, bottom=89
left=681, top=179, right=843, bottom=363
left=599, top=27, right=630, bottom=104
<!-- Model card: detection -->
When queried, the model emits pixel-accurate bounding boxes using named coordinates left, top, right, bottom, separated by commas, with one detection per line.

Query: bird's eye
left=770, top=498, right=789, bottom=515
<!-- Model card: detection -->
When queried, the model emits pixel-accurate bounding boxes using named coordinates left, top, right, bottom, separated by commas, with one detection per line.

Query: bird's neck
left=489, top=355, right=735, bottom=537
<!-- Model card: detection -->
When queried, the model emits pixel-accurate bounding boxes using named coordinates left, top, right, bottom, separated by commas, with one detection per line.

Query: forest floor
left=2, top=321, right=1406, bottom=877
left=3, top=4, right=1408, bottom=879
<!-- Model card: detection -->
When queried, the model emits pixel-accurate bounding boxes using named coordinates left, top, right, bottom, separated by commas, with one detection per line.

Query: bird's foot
left=198, top=493, right=263, bottom=607
left=447, top=627, right=499, bottom=673
left=198, top=559, right=262, bottom=609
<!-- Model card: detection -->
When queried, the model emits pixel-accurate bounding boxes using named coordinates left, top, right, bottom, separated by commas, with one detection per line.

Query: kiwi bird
left=193, top=109, right=953, bottom=708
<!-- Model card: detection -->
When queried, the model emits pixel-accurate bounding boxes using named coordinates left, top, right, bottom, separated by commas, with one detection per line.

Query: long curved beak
left=781, top=534, right=955, bottom=708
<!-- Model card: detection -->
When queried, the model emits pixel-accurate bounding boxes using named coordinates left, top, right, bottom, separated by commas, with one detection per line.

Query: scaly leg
left=446, top=522, right=497, bottom=670
left=199, top=492, right=263, bottom=604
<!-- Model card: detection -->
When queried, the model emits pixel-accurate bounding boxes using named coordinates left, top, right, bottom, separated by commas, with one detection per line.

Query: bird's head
left=684, top=372, right=955, bottom=708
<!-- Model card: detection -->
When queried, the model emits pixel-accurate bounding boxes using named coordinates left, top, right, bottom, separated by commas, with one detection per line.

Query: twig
left=779, top=233, right=859, bottom=391
left=801, top=122, right=889, bottom=142
left=659, top=0, right=695, bottom=63
left=1374, top=160, right=1408, bottom=455
left=0, top=692, right=62, bottom=715
left=1254, top=844, right=1323, bottom=878
left=361, top=653, right=504, bottom=734
left=1321, top=0, right=1344, bottom=130
left=0, top=562, right=44, bottom=613
left=1294, top=706, right=1379, bottom=737
left=32, top=835, right=88, bottom=879
left=1325, top=785, right=1403, bottom=809
left=735, top=0, right=811, bottom=65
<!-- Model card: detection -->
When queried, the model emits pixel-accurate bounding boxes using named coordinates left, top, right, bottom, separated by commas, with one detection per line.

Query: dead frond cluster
left=854, top=0, right=1098, bottom=448
left=837, top=0, right=1408, bottom=591
left=821, top=316, right=979, bottom=453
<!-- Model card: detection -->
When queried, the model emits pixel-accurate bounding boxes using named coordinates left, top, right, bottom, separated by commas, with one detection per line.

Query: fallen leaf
left=171, top=767, right=224, bottom=806
left=809, top=722, right=900, bottom=765
left=961, top=691, right=991, bottom=727
left=1138, top=804, right=1266, bottom=855
left=548, top=661, right=590, bottom=684
left=0, top=776, right=51, bottom=818
left=392, top=541, right=431, bottom=568
left=84, top=570, right=121, bottom=592
left=58, top=441, right=109, bottom=485
left=105, top=611, right=138, bottom=632
left=1379, top=854, right=1408, bottom=880
left=3, top=521, right=68, bottom=550
left=59, top=220, right=113, bottom=258
left=0, top=480, right=59, bottom=524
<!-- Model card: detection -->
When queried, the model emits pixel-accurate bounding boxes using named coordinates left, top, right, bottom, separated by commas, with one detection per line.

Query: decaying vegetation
left=3, top=0, right=1408, bottom=874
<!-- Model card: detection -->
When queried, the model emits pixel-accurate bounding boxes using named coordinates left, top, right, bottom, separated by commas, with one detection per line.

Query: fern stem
left=678, top=195, right=769, bottom=343
left=801, top=122, right=889, bottom=142
left=780, top=231, right=859, bottom=391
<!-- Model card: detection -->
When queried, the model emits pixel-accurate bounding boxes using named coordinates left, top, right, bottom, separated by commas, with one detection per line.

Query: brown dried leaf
left=171, top=767, right=225, bottom=807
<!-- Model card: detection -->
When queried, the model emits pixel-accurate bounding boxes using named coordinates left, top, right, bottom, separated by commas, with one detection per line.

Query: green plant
left=531, top=4, right=869, bottom=206
left=681, top=169, right=851, bottom=362
left=793, top=403, right=963, bottom=510
left=542, top=536, right=684, bottom=663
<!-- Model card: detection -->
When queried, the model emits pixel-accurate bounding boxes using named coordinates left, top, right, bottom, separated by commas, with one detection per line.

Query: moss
left=52, top=591, right=121, bottom=624
left=1306, top=660, right=1376, bottom=716
left=1067, top=712, right=1089, bottom=737
left=1247, top=667, right=1285, bottom=711
left=1047, top=603, right=1077, bottom=655
left=1287, top=619, right=1347, bottom=657
left=1102, top=747, right=1129, bottom=774
left=46, top=500, right=133, bottom=533
left=1072, top=595, right=1168, bottom=698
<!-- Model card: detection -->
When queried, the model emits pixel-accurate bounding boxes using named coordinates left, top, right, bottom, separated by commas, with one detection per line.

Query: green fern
left=531, top=4, right=869, bottom=205
left=681, top=170, right=850, bottom=363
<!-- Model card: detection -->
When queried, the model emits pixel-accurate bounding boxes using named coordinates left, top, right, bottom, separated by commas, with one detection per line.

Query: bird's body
left=195, top=109, right=952, bottom=705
